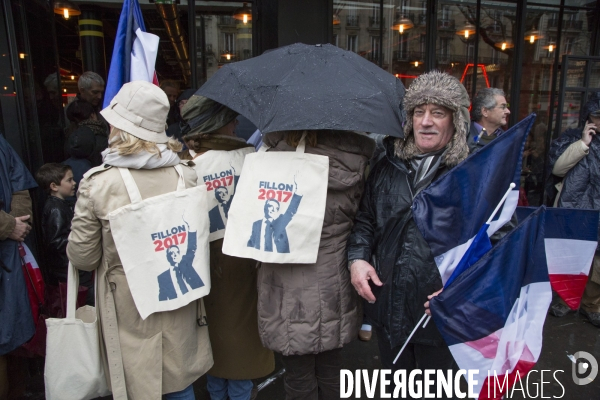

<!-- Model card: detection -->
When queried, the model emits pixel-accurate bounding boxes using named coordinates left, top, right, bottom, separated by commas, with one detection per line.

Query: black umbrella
left=197, top=43, right=406, bottom=138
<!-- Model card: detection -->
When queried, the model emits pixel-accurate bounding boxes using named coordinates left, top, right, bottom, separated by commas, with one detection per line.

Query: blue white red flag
left=103, top=0, right=159, bottom=108
left=412, top=114, right=535, bottom=285
left=430, top=206, right=552, bottom=400
left=517, top=206, right=599, bottom=310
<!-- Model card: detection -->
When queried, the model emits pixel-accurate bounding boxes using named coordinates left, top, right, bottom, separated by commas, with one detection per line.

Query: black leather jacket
left=347, top=137, right=447, bottom=348
left=41, top=196, right=74, bottom=284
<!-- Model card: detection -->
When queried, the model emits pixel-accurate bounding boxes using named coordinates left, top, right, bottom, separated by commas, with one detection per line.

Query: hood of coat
left=395, top=71, right=470, bottom=168
left=187, top=133, right=252, bottom=155
left=263, top=130, right=376, bottom=159
left=580, top=91, right=600, bottom=127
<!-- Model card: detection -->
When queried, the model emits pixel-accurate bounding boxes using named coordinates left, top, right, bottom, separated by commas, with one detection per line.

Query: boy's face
left=51, top=170, right=76, bottom=199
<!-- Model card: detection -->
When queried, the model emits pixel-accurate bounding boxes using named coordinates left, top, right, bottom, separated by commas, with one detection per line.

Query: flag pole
left=486, top=183, right=516, bottom=224
left=394, top=182, right=516, bottom=364
left=393, top=313, right=428, bottom=364
left=423, top=184, right=517, bottom=329
left=423, top=315, right=431, bottom=327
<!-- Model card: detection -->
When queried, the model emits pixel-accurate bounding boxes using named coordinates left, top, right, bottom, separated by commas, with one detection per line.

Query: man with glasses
left=468, top=88, right=511, bottom=152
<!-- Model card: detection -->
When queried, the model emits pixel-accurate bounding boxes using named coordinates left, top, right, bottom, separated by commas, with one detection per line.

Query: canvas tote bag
left=222, top=134, right=328, bottom=263
left=108, top=165, right=210, bottom=320
left=45, top=263, right=110, bottom=400
left=191, top=146, right=254, bottom=242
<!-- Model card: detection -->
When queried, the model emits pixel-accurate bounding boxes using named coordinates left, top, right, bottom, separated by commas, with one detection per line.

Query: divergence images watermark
left=340, top=355, right=598, bottom=400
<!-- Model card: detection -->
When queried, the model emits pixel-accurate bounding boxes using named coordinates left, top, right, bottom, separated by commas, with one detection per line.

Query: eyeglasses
left=494, top=103, right=510, bottom=110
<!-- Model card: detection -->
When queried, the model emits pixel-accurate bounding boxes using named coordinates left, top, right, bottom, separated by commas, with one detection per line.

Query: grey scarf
left=410, top=148, right=447, bottom=193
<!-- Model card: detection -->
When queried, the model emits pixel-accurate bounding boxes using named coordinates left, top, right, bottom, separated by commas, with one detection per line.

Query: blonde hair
left=109, top=128, right=182, bottom=156
left=284, top=130, right=318, bottom=147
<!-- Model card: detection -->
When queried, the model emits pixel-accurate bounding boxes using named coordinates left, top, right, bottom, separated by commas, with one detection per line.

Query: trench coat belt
left=103, top=269, right=128, bottom=400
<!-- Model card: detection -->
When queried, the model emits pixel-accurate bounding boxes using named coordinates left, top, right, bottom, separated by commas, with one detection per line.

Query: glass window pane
left=561, top=91, right=584, bottom=131
left=590, top=61, right=600, bottom=89
left=474, top=1, right=515, bottom=102
left=333, top=0, right=381, bottom=65
left=564, top=0, right=597, bottom=7
left=0, top=7, right=21, bottom=154
left=10, top=0, right=44, bottom=169
left=385, top=0, right=427, bottom=87
left=434, top=0, right=478, bottom=88
left=566, top=58, right=588, bottom=87
left=193, top=6, right=253, bottom=85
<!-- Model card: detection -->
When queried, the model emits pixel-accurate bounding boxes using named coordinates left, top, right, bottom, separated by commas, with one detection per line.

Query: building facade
left=2, top=0, right=600, bottom=211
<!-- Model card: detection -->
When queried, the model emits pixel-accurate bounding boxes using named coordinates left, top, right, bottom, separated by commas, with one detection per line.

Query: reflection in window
left=194, top=5, right=252, bottom=84
left=564, top=37, right=574, bottom=55
left=371, top=36, right=380, bottom=61
left=223, top=33, right=235, bottom=53
left=398, top=35, right=408, bottom=60
left=347, top=35, right=357, bottom=53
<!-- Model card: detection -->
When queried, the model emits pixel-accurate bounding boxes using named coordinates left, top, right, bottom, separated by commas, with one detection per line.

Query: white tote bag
left=108, top=165, right=210, bottom=320
left=191, top=146, right=254, bottom=242
left=45, top=263, right=111, bottom=400
left=222, top=134, right=329, bottom=263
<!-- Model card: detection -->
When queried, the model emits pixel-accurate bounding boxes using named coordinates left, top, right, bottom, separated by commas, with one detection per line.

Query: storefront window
left=0, top=4, right=21, bottom=153
left=332, top=1, right=379, bottom=64
left=193, top=4, right=253, bottom=85
left=434, top=0, right=477, bottom=86
left=24, top=1, right=64, bottom=164
left=384, top=0, right=424, bottom=87
left=7, top=0, right=44, bottom=170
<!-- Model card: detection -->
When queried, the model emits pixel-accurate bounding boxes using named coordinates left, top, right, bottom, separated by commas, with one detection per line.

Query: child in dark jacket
left=35, top=163, right=93, bottom=307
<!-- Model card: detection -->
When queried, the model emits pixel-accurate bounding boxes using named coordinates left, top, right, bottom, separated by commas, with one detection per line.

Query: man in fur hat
left=347, top=71, right=470, bottom=389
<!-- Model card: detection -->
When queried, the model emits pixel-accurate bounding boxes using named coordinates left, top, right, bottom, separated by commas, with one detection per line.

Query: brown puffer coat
left=258, top=130, right=375, bottom=356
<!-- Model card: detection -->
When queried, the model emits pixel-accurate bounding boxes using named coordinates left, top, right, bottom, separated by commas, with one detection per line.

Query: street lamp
left=495, top=39, right=514, bottom=51
left=233, top=3, right=252, bottom=24
left=544, top=41, right=556, bottom=52
left=524, top=27, right=543, bottom=44
left=456, top=23, right=476, bottom=39
left=53, top=0, right=81, bottom=20
left=391, top=15, right=414, bottom=34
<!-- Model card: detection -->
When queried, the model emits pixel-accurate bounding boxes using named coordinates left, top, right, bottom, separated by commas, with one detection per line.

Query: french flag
left=412, top=114, right=535, bottom=285
left=517, top=207, right=599, bottom=310
left=103, top=0, right=159, bottom=108
left=430, top=207, right=552, bottom=400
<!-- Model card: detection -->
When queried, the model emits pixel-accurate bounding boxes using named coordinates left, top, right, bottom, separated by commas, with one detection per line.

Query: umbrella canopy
left=197, top=43, right=406, bottom=138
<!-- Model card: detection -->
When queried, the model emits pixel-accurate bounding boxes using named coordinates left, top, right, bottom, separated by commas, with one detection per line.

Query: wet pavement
left=17, top=307, right=600, bottom=399
left=191, top=309, right=600, bottom=399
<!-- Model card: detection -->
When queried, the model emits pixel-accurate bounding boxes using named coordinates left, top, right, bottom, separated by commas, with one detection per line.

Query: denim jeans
left=206, top=374, right=253, bottom=400
left=164, top=383, right=195, bottom=400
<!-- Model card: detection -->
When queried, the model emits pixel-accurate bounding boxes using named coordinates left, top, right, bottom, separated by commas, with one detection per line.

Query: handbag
left=222, top=133, right=329, bottom=263
left=44, top=263, right=111, bottom=400
left=12, top=243, right=47, bottom=357
left=191, top=146, right=254, bottom=242
left=108, top=165, right=211, bottom=320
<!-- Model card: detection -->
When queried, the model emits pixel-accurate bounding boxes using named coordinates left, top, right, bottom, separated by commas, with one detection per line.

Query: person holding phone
left=548, top=91, right=600, bottom=327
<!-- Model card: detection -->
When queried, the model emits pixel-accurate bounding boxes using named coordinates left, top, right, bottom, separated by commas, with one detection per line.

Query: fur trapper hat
left=395, top=71, right=470, bottom=167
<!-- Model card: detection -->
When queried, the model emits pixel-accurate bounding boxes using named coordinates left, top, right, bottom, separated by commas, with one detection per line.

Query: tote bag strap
left=257, top=143, right=269, bottom=153
left=118, top=166, right=187, bottom=205
left=295, top=132, right=308, bottom=154
left=257, top=132, right=307, bottom=153
left=65, top=262, right=79, bottom=319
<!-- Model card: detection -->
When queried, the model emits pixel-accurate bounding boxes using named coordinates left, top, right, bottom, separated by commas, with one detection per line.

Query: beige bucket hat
left=100, top=81, right=170, bottom=143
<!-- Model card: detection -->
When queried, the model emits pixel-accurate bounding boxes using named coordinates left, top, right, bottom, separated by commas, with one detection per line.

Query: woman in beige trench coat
left=67, top=81, right=213, bottom=400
